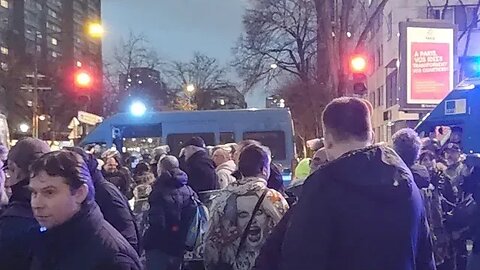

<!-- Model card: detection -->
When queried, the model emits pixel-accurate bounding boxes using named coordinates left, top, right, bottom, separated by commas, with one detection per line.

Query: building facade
left=351, top=0, right=480, bottom=143
left=0, top=0, right=102, bottom=139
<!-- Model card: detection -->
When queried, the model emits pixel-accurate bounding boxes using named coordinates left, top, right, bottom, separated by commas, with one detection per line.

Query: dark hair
left=134, top=162, right=150, bottom=176
left=238, top=145, right=271, bottom=177
left=322, top=97, right=372, bottom=142
left=30, top=150, right=95, bottom=202
left=392, top=128, right=422, bottom=167
left=420, top=150, right=436, bottom=162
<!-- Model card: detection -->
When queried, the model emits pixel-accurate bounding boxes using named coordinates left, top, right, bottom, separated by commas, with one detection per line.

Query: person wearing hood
left=183, top=137, right=219, bottom=193
left=204, top=144, right=289, bottom=270
left=143, top=155, right=198, bottom=270
left=69, top=147, right=140, bottom=254
left=0, top=138, right=50, bottom=270
left=29, top=150, right=141, bottom=270
left=280, top=97, right=435, bottom=270
left=212, top=147, right=237, bottom=189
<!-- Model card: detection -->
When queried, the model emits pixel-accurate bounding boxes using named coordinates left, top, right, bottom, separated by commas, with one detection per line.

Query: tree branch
left=355, top=0, right=390, bottom=50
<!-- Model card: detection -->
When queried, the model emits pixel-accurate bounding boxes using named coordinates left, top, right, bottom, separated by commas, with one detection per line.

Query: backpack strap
left=236, top=189, right=269, bottom=256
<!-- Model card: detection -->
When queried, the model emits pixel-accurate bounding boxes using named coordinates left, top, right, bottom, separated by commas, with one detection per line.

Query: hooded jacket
left=280, top=145, right=435, bottom=270
left=143, top=168, right=197, bottom=257
left=0, top=179, right=39, bottom=270
left=216, top=160, right=237, bottom=189
left=30, top=202, right=141, bottom=270
left=204, top=177, right=289, bottom=270
left=185, top=150, right=219, bottom=193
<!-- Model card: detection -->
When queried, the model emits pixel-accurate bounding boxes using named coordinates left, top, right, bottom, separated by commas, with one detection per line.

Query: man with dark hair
left=29, top=150, right=141, bottom=270
left=183, top=137, right=219, bottom=193
left=0, top=138, right=50, bottom=270
left=102, top=149, right=135, bottom=200
left=281, top=97, right=435, bottom=270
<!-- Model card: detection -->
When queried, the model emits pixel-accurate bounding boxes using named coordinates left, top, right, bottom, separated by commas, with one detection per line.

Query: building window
left=386, top=70, right=398, bottom=108
left=51, top=38, right=57, bottom=45
left=0, top=0, right=8, bottom=9
left=377, top=45, right=383, bottom=67
left=0, top=46, right=8, bottom=55
left=51, top=51, right=58, bottom=58
left=387, top=12, right=393, bottom=41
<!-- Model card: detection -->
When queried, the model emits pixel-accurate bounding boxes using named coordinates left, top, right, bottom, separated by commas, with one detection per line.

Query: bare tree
left=166, top=52, right=229, bottom=91
left=233, top=0, right=317, bottom=91
left=103, top=32, right=164, bottom=114
left=165, top=52, right=241, bottom=110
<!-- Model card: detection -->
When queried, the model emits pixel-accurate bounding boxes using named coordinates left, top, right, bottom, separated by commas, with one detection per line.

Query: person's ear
left=74, top=184, right=89, bottom=204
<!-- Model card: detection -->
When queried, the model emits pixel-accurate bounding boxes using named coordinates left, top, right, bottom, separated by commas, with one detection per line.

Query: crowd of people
left=0, top=96, right=479, bottom=270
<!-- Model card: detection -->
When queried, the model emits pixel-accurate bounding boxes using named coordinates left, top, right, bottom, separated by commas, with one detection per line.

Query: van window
left=243, top=131, right=286, bottom=160
left=220, top=132, right=235, bottom=144
left=167, top=133, right=215, bottom=157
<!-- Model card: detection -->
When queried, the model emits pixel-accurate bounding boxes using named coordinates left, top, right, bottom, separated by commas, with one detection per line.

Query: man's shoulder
left=91, top=220, right=138, bottom=256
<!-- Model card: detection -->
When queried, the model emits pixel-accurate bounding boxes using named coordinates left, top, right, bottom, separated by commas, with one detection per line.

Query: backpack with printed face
left=185, top=195, right=209, bottom=252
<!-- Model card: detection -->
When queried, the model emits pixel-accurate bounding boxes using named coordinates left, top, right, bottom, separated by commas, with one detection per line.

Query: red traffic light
left=350, top=55, right=367, bottom=73
left=75, top=71, right=93, bottom=88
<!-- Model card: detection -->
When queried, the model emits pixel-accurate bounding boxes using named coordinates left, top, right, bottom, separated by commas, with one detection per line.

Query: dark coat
left=410, top=164, right=431, bottom=189
left=185, top=150, right=218, bottom=193
left=143, top=168, right=197, bottom=257
left=280, top=145, right=435, bottom=270
left=0, top=179, right=39, bottom=270
left=30, top=202, right=141, bottom=270
left=92, top=169, right=140, bottom=253
left=102, top=167, right=134, bottom=200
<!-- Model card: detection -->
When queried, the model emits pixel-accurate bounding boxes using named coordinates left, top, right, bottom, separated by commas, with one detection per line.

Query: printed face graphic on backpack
left=236, top=194, right=267, bottom=248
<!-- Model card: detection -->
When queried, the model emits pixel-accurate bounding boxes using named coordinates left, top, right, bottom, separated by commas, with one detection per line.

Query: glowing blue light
left=130, top=101, right=147, bottom=117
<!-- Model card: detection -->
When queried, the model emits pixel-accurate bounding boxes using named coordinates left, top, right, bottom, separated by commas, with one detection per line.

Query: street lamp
left=186, top=84, right=195, bottom=93
left=19, top=123, right=30, bottom=133
left=88, top=22, right=104, bottom=39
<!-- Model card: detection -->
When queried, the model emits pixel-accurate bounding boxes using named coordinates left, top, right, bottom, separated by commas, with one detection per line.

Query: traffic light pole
left=32, top=33, right=40, bottom=138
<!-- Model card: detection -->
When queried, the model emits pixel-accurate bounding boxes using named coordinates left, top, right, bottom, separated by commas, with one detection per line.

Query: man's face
left=445, top=150, right=461, bottom=165
left=212, top=149, right=229, bottom=167
left=420, top=155, right=435, bottom=171
left=103, top=157, right=118, bottom=173
left=30, top=171, right=86, bottom=229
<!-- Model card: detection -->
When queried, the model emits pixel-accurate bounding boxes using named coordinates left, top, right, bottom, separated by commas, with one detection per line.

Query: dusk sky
left=102, top=0, right=265, bottom=107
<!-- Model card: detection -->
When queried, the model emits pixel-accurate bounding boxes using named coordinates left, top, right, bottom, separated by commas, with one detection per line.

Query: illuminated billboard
left=399, top=21, right=456, bottom=109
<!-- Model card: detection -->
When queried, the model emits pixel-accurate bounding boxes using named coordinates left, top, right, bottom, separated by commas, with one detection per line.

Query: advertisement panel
left=399, top=21, right=456, bottom=109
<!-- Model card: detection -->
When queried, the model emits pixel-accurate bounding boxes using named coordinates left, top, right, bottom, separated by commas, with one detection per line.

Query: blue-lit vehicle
left=80, top=108, right=296, bottom=169
left=415, top=78, right=480, bottom=153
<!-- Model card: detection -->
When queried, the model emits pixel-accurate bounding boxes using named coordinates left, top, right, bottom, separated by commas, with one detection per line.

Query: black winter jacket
left=93, top=169, right=140, bottom=253
left=143, top=168, right=197, bottom=257
left=280, top=145, right=435, bottom=270
left=0, top=179, right=39, bottom=270
left=30, top=202, right=141, bottom=270
left=185, top=150, right=218, bottom=193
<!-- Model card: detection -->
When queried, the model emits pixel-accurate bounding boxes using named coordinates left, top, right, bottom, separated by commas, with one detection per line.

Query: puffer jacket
left=143, top=168, right=198, bottom=257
